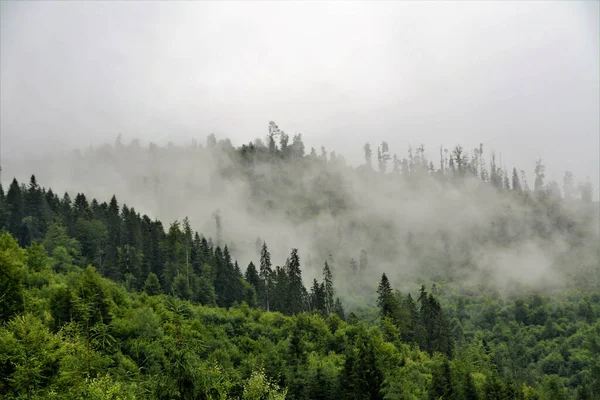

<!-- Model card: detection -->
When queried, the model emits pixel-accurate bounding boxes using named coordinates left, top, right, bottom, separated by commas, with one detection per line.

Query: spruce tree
left=376, top=273, right=397, bottom=320
left=259, top=242, right=273, bottom=310
left=512, top=167, right=522, bottom=193
left=245, top=261, right=261, bottom=294
left=286, top=248, right=306, bottom=314
left=363, top=142, right=372, bottom=168
left=143, top=272, right=162, bottom=295
left=323, top=261, right=334, bottom=315
left=333, top=297, right=345, bottom=320
left=6, top=179, right=25, bottom=245
left=429, top=359, right=454, bottom=400
left=310, top=279, right=325, bottom=313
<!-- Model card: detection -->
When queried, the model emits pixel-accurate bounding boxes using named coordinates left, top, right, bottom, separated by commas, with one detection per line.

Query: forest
left=1, top=124, right=599, bottom=399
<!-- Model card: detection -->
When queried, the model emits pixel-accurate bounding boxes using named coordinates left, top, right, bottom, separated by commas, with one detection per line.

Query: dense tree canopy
left=0, top=128, right=598, bottom=399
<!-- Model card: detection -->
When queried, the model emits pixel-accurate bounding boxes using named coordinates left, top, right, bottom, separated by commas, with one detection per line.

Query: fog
left=1, top=1, right=599, bottom=299
left=1, top=1, right=599, bottom=187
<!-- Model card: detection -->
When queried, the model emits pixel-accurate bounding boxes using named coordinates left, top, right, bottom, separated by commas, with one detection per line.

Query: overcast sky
left=1, top=1, right=599, bottom=189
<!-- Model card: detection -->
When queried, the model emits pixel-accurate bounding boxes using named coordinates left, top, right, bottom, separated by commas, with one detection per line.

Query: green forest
left=1, top=127, right=599, bottom=399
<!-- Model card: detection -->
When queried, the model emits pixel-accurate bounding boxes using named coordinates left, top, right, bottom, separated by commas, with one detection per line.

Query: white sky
left=1, top=1, right=599, bottom=189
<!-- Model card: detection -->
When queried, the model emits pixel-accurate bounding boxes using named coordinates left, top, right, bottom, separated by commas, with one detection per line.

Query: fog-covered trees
left=0, top=125, right=598, bottom=399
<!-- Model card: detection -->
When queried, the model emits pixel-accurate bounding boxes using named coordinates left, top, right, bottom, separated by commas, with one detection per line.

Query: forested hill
left=1, top=125, right=599, bottom=399
left=3, top=123, right=598, bottom=296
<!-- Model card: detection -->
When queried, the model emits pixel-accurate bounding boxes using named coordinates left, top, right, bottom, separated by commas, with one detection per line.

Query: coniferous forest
left=1, top=126, right=599, bottom=399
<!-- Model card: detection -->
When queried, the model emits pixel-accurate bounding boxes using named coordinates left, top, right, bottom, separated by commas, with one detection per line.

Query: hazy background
left=1, top=1, right=598, bottom=189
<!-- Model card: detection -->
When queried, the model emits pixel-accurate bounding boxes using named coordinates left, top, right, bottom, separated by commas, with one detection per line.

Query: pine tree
left=0, top=184, right=7, bottom=231
left=6, top=179, right=26, bottom=245
left=0, top=232, right=25, bottom=319
left=379, top=141, right=391, bottom=173
left=245, top=261, right=260, bottom=295
left=173, top=273, right=191, bottom=300
left=376, top=273, right=398, bottom=320
left=512, top=167, right=522, bottom=193
left=563, top=171, right=575, bottom=200
left=333, top=297, right=345, bottom=320
left=464, top=372, right=479, bottom=400
left=534, top=159, right=546, bottom=195
left=259, top=242, right=273, bottom=310
left=323, top=261, right=334, bottom=315
left=271, top=266, right=288, bottom=314
left=268, top=121, right=280, bottom=155
left=23, top=175, right=48, bottom=243
left=143, top=272, right=162, bottom=295
left=105, top=195, right=121, bottom=279
left=429, top=358, right=454, bottom=400
left=291, top=133, right=305, bottom=158
left=398, top=293, right=417, bottom=343
left=286, top=248, right=306, bottom=314
left=363, top=143, right=372, bottom=168
left=579, top=178, right=593, bottom=203
left=340, top=326, right=384, bottom=400
left=310, top=279, right=325, bottom=313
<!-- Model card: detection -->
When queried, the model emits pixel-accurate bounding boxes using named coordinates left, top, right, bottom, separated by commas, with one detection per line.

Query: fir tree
left=323, top=261, right=334, bottom=315
left=143, top=272, right=162, bottom=295
left=286, top=248, right=306, bottom=314
left=259, top=242, right=272, bottom=310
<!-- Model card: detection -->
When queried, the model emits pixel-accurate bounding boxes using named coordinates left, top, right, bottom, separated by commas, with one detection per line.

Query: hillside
left=1, top=129, right=599, bottom=399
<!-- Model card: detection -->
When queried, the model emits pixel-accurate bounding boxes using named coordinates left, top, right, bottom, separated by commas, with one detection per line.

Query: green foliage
left=0, top=163, right=597, bottom=399
left=143, top=272, right=162, bottom=296
left=0, top=232, right=26, bottom=320
left=242, top=367, right=288, bottom=400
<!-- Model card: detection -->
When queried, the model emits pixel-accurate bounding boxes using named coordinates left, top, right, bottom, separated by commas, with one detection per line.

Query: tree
left=206, top=133, right=217, bottom=148
left=512, top=167, right=522, bottom=193
left=23, top=175, right=47, bottom=242
left=310, top=279, right=325, bottom=313
left=563, top=171, right=575, bottom=200
left=490, top=154, right=502, bottom=189
left=416, top=286, right=453, bottom=357
left=117, top=244, right=143, bottom=287
left=259, top=242, right=273, bottom=310
left=212, top=210, right=223, bottom=247
left=6, top=179, right=26, bottom=245
left=333, top=297, right=345, bottom=320
left=0, top=233, right=25, bottom=320
left=393, top=154, right=401, bottom=174
left=0, top=313, right=61, bottom=398
left=143, top=272, right=162, bottom=295
left=286, top=248, right=306, bottom=314
left=291, top=134, right=306, bottom=158
left=579, top=178, right=593, bottom=203
left=43, top=223, right=82, bottom=261
left=453, top=145, right=465, bottom=178
left=268, top=121, right=281, bottom=155
left=376, top=273, right=397, bottom=320
left=323, top=261, right=334, bottom=315
left=243, top=367, right=288, bottom=400
left=279, top=132, right=290, bottom=157
left=429, top=358, right=454, bottom=400
left=534, top=159, right=546, bottom=195
left=245, top=262, right=261, bottom=294
left=173, top=273, right=191, bottom=300
left=340, top=326, right=384, bottom=400
left=363, top=143, right=373, bottom=168
left=378, top=141, right=391, bottom=173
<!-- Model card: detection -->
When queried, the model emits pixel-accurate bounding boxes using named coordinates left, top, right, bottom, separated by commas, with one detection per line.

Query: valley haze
left=1, top=1, right=599, bottom=300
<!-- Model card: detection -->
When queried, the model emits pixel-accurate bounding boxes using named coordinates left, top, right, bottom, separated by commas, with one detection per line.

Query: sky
left=1, top=1, right=599, bottom=190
